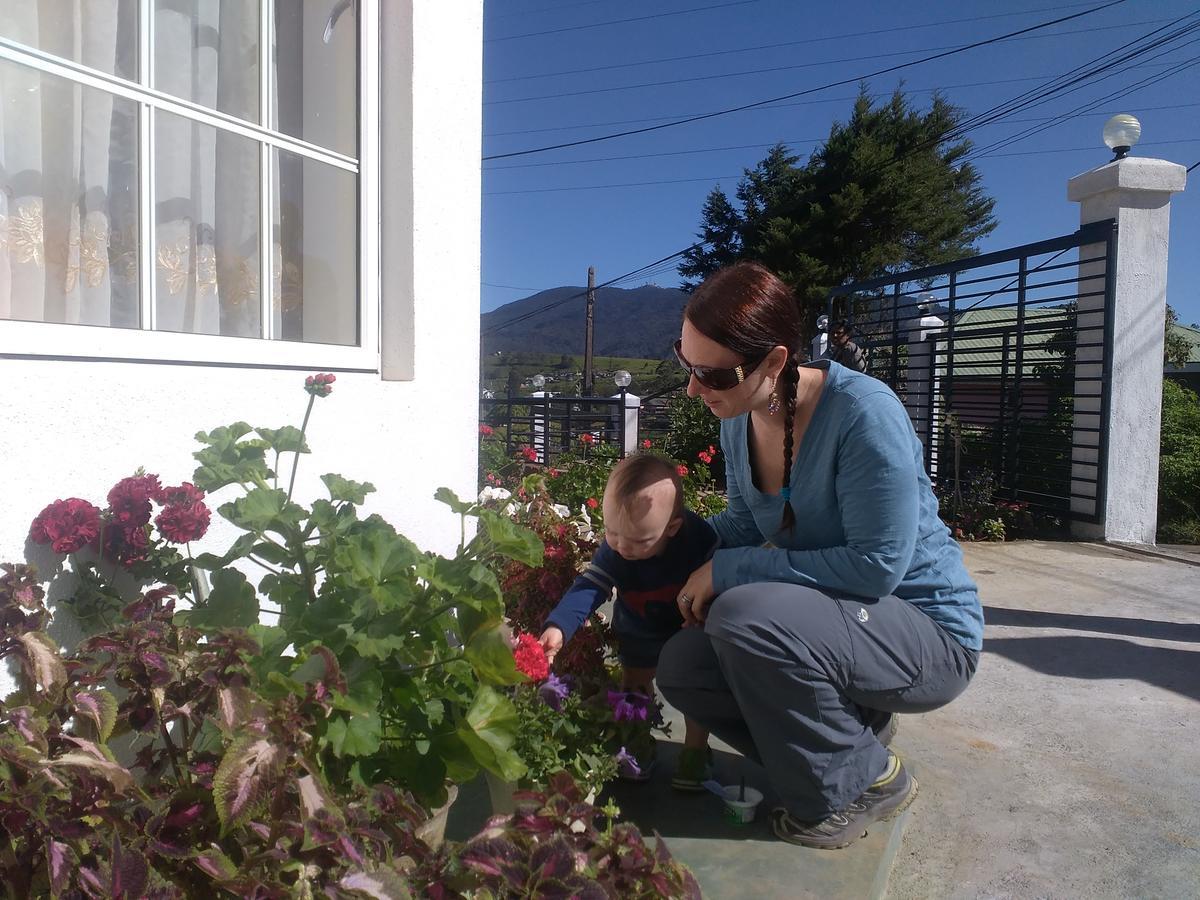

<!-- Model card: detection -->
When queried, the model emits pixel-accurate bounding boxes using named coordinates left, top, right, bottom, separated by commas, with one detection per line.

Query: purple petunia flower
left=615, top=746, right=641, bottom=778
left=537, top=673, right=571, bottom=711
left=607, top=690, right=651, bottom=723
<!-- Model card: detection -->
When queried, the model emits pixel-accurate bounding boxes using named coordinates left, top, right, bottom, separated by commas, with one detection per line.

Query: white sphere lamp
left=1102, top=114, right=1141, bottom=161
left=614, top=369, right=632, bottom=389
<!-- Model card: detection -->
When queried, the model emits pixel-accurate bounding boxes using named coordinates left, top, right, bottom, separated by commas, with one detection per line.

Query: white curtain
left=0, top=0, right=264, bottom=336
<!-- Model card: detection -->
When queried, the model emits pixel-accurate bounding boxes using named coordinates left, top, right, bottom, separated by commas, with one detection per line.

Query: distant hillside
left=480, top=285, right=688, bottom=359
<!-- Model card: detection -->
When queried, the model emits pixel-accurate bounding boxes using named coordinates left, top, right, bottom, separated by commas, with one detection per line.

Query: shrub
left=1159, top=378, right=1200, bottom=543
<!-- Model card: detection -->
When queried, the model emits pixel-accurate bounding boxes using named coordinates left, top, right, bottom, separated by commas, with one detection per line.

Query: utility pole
left=583, top=266, right=596, bottom=396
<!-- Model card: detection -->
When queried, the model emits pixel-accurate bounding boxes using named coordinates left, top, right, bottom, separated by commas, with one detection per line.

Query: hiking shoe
left=769, top=752, right=917, bottom=850
left=670, top=746, right=714, bottom=792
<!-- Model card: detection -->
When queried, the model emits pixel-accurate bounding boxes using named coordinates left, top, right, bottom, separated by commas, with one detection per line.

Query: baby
left=539, top=453, right=717, bottom=790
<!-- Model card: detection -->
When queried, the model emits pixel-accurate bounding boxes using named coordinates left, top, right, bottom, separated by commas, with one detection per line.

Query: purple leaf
left=48, top=751, right=135, bottom=794
left=337, top=866, right=415, bottom=899
left=73, top=689, right=119, bottom=742
left=193, top=848, right=239, bottom=883
left=110, top=833, right=149, bottom=900
left=46, top=840, right=74, bottom=894
left=212, top=734, right=284, bottom=833
left=17, top=631, right=67, bottom=696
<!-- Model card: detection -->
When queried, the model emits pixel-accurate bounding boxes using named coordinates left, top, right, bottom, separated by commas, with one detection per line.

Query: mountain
left=480, top=285, right=688, bottom=360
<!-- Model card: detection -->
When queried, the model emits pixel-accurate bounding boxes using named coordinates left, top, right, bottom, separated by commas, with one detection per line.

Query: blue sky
left=481, top=0, right=1200, bottom=327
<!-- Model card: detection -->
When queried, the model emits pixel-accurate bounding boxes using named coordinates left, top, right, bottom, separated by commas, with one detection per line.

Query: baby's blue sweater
left=709, top=361, right=984, bottom=651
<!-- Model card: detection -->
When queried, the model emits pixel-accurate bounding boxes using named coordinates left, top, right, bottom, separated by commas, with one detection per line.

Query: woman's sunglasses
left=673, top=339, right=765, bottom=391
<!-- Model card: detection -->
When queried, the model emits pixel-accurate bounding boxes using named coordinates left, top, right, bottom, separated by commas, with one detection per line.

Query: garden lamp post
left=1102, top=114, right=1141, bottom=161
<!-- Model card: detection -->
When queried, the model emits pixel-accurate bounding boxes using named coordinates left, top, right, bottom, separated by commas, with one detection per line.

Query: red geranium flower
left=641, top=439, right=652, bottom=449
left=304, top=373, right=335, bottom=397
left=29, top=498, right=103, bottom=554
left=579, top=433, right=595, bottom=445
left=676, top=464, right=689, bottom=477
left=99, top=523, right=150, bottom=567
left=520, top=446, right=539, bottom=462
left=586, top=497, right=599, bottom=510
left=479, top=424, right=494, bottom=436
left=513, top=633, right=549, bottom=682
left=107, top=474, right=162, bottom=528
left=697, top=451, right=712, bottom=464
left=155, top=486, right=212, bottom=544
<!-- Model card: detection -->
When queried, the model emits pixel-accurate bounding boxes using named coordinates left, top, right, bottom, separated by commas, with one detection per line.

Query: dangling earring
left=767, top=382, right=781, bottom=416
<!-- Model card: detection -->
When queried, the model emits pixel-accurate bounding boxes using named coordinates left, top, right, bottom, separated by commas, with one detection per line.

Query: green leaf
left=185, top=569, right=257, bottom=630
left=192, top=422, right=272, bottom=492
left=250, top=541, right=294, bottom=566
left=434, top=486, right=474, bottom=515
left=417, top=556, right=502, bottom=613
left=193, top=533, right=258, bottom=570
left=333, top=521, right=421, bottom=585
left=256, top=425, right=310, bottom=455
left=325, top=712, right=382, bottom=758
left=213, top=734, right=285, bottom=834
left=193, top=847, right=239, bottom=884
left=464, top=623, right=523, bottom=686
left=477, top=509, right=544, bottom=567
left=456, top=686, right=525, bottom=783
left=331, top=659, right=384, bottom=716
left=73, top=690, right=119, bottom=742
left=322, top=473, right=376, bottom=504
left=219, top=488, right=304, bottom=537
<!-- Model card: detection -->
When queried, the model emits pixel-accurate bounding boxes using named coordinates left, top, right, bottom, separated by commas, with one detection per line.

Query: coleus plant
left=458, top=771, right=701, bottom=899
left=0, top=563, right=452, bottom=898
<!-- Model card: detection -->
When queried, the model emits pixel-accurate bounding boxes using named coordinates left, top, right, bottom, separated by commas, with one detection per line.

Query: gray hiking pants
left=656, top=583, right=978, bottom=820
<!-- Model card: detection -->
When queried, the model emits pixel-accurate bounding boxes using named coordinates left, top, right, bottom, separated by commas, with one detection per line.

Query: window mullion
left=139, top=0, right=155, bottom=331
left=259, top=0, right=273, bottom=340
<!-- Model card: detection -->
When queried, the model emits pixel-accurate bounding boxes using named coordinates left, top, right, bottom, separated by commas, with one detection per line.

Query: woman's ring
left=680, top=594, right=693, bottom=606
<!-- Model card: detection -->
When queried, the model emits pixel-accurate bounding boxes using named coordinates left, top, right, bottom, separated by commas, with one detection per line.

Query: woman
left=657, top=261, right=983, bottom=850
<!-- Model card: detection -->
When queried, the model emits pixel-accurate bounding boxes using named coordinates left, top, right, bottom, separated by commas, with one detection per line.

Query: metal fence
left=479, top=394, right=630, bottom=465
left=827, top=219, right=1117, bottom=528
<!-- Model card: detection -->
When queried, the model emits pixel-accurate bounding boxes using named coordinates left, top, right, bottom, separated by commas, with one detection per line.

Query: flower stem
left=287, top=394, right=316, bottom=502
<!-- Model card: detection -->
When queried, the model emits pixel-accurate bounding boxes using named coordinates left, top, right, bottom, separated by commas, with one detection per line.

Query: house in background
left=0, top=3, right=484, bottom=566
left=1165, top=322, right=1200, bottom=393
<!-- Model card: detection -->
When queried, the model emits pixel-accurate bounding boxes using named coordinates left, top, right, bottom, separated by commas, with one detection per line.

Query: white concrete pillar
left=1067, top=157, right=1186, bottom=544
left=530, top=390, right=550, bottom=463
left=904, top=310, right=945, bottom=479
left=611, top=391, right=642, bottom=455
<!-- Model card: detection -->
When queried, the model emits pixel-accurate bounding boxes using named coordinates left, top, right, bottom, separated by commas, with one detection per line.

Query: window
left=0, top=1, right=377, bottom=367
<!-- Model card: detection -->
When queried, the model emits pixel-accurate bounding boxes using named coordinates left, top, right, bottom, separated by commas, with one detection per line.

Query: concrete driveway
left=888, top=541, right=1200, bottom=899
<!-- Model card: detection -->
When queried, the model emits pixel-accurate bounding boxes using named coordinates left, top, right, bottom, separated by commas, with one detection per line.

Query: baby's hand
left=539, top=626, right=564, bottom=664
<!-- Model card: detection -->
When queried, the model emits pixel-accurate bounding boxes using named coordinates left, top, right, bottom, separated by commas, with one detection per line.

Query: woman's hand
left=539, top=626, right=564, bottom=664
left=677, top=560, right=716, bottom=627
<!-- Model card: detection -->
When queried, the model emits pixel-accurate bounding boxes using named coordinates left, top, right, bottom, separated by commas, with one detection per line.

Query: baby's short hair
left=604, top=453, right=684, bottom=518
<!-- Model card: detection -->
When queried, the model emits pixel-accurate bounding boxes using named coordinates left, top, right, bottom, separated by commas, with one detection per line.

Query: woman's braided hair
left=684, top=261, right=804, bottom=531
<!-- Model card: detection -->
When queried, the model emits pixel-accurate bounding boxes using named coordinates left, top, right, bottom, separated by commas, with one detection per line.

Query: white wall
left=0, top=1, right=484, bottom=690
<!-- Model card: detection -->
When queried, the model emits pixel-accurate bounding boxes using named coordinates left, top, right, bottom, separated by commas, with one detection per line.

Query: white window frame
left=0, top=0, right=380, bottom=372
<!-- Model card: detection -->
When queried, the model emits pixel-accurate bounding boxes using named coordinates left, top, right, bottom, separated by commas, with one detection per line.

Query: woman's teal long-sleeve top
left=707, top=360, right=984, bottom=651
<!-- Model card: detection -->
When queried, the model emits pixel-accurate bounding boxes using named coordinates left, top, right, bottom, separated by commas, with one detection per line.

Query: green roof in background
left=930, top=306, right=1069, bottom=378
left=1168, top=322, right=1200, bottom=368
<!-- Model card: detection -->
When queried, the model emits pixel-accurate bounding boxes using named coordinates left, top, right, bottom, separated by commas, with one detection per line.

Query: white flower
left=479, top=486, right=512, bottom=503
left=550, top=503, right=570, bottom=519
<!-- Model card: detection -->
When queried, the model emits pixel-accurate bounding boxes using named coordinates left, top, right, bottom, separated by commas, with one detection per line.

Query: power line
left=483, top=282, right=546, bottom=291
left=486, top=14, right=1195, bottom=331
left=1188, top=159, right=1200, bottom=172
left=489, top=0, right=612, bottom=20
left=482, top=0, right=1127, bottom=160
left=485, top=20, right=1164, bottom=106
left=484, top=140, right=1200, bottom=196
left=484, top=70, right=1193, bottom=141
left=486, top=0, right=759, bottom=43
left=486, top=2, right=1103, bottom=83
left=484, top=100, right=1200, bottom=171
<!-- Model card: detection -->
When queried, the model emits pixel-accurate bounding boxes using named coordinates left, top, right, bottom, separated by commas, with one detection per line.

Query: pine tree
left=679, top=89, right=997, bottom=337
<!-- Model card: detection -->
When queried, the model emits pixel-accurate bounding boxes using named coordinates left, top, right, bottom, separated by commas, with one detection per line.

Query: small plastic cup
left=721, top=785, right=763, bottom=825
